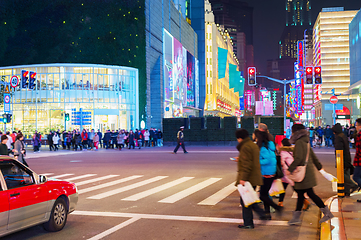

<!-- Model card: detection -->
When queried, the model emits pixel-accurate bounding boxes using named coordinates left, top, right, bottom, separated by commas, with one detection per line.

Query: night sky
left=241, top=0, right=361, bottom=75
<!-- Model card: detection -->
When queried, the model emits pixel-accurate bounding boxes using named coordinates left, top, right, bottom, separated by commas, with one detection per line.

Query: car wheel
left=43, top=198, right=68, bottom=232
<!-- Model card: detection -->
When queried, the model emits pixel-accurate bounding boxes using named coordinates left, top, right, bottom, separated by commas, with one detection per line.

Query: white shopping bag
left=332, top=181, right=337, bottom=192
left=269, top=179, right=285, bottom=196
left=237, top=181, right=261, bottom=207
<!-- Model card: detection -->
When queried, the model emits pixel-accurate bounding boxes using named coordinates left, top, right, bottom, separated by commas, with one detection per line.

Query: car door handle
left=10, top=193, right=20, bottom=197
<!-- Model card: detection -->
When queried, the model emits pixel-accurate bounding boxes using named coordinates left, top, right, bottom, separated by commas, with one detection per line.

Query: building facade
left=145, top=0, right=199, bottom=129
left=203, top=2, right=242, bottom=117
left=279, top=0, right=312, bottom=59
left=0, top=64, right=139, bottom=135
left=348, top=9, right=361, bottom=122
left=208, top=0, right=253, bottom=75
left=313, top=7, right=358, bottom=126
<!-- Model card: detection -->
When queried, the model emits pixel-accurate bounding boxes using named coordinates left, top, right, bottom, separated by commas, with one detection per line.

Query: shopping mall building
left=0, top=64, right=139, bottom=134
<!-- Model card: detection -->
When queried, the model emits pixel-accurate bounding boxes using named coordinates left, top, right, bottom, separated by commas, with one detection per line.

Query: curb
left=320, top=192, right=361, bottom=240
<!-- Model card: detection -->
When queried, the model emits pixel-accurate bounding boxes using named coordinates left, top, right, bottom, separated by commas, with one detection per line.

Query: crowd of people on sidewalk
left=234, top=120, right=361, bottom=229
left=307, top=124, right=357, bottom=148
left=40, top=128, right=163, bottom=152
left=0, top=130, right=27, bottom=166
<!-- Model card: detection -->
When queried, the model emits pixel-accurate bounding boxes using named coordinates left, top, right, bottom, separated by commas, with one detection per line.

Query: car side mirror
left=39, top=175, right=47, bottom=183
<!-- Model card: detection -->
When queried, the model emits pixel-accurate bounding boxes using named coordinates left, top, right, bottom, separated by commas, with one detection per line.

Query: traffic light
left=21, top=70, right=29, bottom=89
left=6, top=114, right=12, bottom=123
left=314, top=66, right=322, bottom=84
left=65, top=113, right=70, bottom=121
left=2, top=114, right=7, bottom=123
left=248, top=67, right=256, bottom=86
left=305, top=66, right=313, bottom=84
left=29, top=71, right=36, bottom=90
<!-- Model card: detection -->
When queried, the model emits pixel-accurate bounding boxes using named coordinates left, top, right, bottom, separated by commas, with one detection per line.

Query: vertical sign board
left=4, top=94, right=11, bottom=113
left=297, top=40, right=304, bottom=68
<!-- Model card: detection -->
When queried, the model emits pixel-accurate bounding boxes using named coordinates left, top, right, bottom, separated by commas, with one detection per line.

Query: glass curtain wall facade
left=0, top=64, right=139, bottom=135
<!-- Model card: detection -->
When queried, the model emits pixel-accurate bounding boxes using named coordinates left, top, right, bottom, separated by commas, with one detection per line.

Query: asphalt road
left=3, top=145, right=343, bottom=240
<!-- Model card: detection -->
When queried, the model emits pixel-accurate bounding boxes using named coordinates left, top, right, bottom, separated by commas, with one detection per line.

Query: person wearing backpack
left=254, top=129, right=283, bottom=220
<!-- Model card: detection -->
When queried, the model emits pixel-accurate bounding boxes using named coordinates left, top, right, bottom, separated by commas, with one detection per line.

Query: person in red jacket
left=353, top=118, right=361, bottom=203
left=81, top=129, right=88, bottom=150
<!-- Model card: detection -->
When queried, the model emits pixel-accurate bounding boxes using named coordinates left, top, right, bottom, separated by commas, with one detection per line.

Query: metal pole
left=283, top=80, right=287, bottom=135
left=336, top=150, right=345, bottom=198
left=333, top=103, right=336, bottom=125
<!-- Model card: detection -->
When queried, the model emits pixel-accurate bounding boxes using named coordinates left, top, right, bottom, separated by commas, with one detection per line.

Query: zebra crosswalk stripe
left=40, top=173, right=54, bottom=176
left=79, top=175, right=144, bottom=194
left=122, top=177, right=194, bottom=201
left=198, top=182, right=237, bottom=206
left=158, top=178, right=222, bottom=204
left=87, top=176, right=168, bottom=200
left=50, top=173, right=74, bottom=179
left=64, top=174, right=97, bottom=182
left=75, top=175, right=119, bottom=186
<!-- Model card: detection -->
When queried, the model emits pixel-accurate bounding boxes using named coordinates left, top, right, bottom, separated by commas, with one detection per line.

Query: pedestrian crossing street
left=41, top=173, right=238, bottom=206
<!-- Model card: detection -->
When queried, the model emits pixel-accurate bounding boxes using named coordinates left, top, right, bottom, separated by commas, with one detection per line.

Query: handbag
left=287, top=143, right=310, bottom=183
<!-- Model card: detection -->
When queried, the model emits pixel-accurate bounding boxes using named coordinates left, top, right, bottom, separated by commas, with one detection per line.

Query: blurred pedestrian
left=235, top=129, right=266, bottom=229
left=254, top=129, right=283, bottom=219
left=287, top=124, right=334, bottom=225
left=352, top=118, right=361, bottom=203
left=332, top=123, right=358, bottom=196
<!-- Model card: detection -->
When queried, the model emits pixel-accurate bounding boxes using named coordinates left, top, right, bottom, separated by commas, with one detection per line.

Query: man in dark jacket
left=235, top=129, right=266, bottom=229
left=332, top=123, right=358, bottom=196
left=316, top=126, right=324, bottom=146
left=47, top=131, right=54, bottom=151
left=172, top=126, right=187, bottom=154
left=325, top=125, right=333, bottom=147
left=103, top=130, right=111, bottom=149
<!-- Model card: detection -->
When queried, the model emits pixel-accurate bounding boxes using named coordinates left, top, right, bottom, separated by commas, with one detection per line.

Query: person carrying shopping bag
left=235, top=129, right=267, bottom=229
left=254, top=129, right=283, bottom=220
left=286, top=124, right=334, bottom=225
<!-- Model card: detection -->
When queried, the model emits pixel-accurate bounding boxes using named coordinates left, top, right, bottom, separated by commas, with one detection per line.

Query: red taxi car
left=0, top=157, right=78, bottom=237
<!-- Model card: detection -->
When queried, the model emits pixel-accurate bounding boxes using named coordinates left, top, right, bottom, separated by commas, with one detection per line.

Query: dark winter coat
left=325, top=128, right=333, bottom=138
left=103, top=132, right=111, bottom=142
left=235, top=137, right=263, bottom=187
left=74, top=134, right=82, bottom=144
left=289, top=129, right=323, bottom=190
left=332, top=124, right=352, bottom=169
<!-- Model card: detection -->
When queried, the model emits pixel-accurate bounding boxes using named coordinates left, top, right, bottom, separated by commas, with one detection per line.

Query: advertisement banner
left=164, top=30, right=173, bottom=102
left=173, top=37, right=185, bottom=101
left=186, top=51, right=195, bottom=107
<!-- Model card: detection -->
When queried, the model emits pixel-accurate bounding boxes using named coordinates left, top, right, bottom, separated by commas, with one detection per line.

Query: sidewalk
left=320, top=192, right=361, bottom=240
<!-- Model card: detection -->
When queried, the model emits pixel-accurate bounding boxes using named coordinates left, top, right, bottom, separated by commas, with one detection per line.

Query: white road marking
left=64, top=174, right=97, bottom=182
left=50, top=173, right=74, bottom=179
left=73, top=210, right=289, bottom=226
left=198, top=182, right=237, bottom=206
left=40, top=173, right=54, bottom=176
left=158, top=178, right=222, bottom=203
left=79, top=175, right=144, bottom=194
left=87, top=217, right=140, bottom=240
left=75, top=175, right=119, bottom=187
left=122, top=177, right=194, bottom=201
left=87, top=176, right=169, bottom=199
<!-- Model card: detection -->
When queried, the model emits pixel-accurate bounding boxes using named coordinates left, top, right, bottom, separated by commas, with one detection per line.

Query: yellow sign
left=4, top=85, right=10, bottom=93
